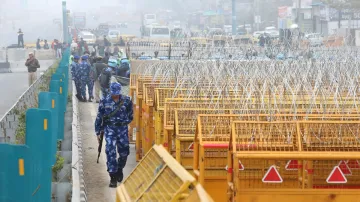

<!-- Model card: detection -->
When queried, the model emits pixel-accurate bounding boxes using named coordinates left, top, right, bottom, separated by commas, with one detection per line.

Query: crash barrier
left=228, top=120, right=360, bottom=202
left=0, top=49, right=70, bottom=201
left=115, top=144, right=213, bottom=202
left=0, top=61, right=10, bottom=73
left=0, top=49, right=55, bottom=62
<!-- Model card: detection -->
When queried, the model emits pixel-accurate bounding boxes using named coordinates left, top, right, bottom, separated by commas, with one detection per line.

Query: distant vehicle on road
left=144, top=14, right=157, bottom=25
left=119, top=22, right=128, bottom=28
left=149, top=26, right=170, bottom=40
left=172, top=21, right=181, bottom=29
left=78, top=31, right=96, bottom=44
left=253, top=31, right=265, bottom=38
left=108, top=30, right=121, bottom=43
left=266, top=30, right=280, bottom=39
left=265, top=26, right=277, bottom=32
left=224, top=25, right=232, bottom=34
left=305, top=33, right=323, bottom=46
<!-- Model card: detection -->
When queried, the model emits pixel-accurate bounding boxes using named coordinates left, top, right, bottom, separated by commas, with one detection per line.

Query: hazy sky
left=0, top=0, right=129, bottom=47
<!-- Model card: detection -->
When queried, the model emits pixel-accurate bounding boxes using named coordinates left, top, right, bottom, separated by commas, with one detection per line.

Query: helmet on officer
left=110, top=82, right=122, bottom=96
left=81, top=55, right=88, bottom=60
left=108, top=58, right=118, bottom=68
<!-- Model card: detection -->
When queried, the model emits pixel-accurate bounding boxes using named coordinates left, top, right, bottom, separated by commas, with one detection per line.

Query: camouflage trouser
left=87, top=80, right=94, bottom=98
left=105, top=126, right=130, bottom=174
left=80, top=79, right=93, bottom=98
left=74, top=80, right=81, bottom=96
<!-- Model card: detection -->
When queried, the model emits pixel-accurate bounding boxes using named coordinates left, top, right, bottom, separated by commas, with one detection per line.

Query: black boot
left=88, top=97, right=93, bottom=102
left=79, top=97, right=86, bottom=102
left=109, top=174, right=117, bottom=188
left=117, top=169, right=124, bottom=183
left=76, top=94, right=82, bottom=100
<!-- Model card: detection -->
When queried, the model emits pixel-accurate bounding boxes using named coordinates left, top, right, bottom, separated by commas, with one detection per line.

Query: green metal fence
left=0, top=49, right=70, bottom=202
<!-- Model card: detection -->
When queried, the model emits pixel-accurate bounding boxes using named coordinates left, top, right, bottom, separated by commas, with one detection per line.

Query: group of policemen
left=70, top=51, right=133, bottom=188
left=70, top=53, right=95, bottom=102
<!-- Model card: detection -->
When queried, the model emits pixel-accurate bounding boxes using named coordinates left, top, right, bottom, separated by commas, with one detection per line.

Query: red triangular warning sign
left=238, top=160, right=244, bottom=170
left=262, top=165, right=283, bottom=183
left=338, top=161, right=352, bottom=176
left=327, top=166, right=347, bottom=184
left=285, top=160, right=299, bottom=170
left=188, top=142, right=194, bottom=150
left=225, top=161, right=245, bottom=171
left=347, top=160, right=360, bottom=169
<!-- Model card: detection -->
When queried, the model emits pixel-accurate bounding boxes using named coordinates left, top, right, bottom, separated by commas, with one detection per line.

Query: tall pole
left=232, top=0, right=236, bottom=35
left=297, top=0, right=301, bottom=29
left=62, top=1, right=68, bottom=43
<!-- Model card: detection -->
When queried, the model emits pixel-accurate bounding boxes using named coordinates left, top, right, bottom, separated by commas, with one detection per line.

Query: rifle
left=97, top=132, right=104, bottom=163
left=96, top=97, right=125, bottom=163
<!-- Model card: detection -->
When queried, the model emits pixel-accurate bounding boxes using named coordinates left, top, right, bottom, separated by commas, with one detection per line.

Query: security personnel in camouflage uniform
left=79, top=55, right=92, bottom=101
left=71, top=55, right=83, bottom=101
left=95, top=82, right=133, bottom=188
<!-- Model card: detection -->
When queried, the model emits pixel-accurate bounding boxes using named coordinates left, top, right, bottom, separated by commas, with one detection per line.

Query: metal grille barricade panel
left=116, top=145, right=214, bottom=202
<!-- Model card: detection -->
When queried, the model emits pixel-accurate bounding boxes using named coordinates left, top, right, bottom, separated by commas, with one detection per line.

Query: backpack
left=99, top=68, right=111, bottom=88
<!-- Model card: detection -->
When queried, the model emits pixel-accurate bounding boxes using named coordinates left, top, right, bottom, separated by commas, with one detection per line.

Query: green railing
left=0, top=48, right=70, bottom=202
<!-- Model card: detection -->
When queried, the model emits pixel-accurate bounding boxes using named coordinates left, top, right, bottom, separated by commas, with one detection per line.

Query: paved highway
left=0, top=60, right=54, bottom=118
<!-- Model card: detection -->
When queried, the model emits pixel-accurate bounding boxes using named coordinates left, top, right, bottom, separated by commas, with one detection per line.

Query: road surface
left=0, top=60, right=54, bottom=117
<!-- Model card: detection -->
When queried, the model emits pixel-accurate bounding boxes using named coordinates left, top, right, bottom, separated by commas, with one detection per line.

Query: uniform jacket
left=78, top=61, right=91, bottom=80
left=71, top=61, right=80, bottom=80
left=95, top=95, right=133, bottom=134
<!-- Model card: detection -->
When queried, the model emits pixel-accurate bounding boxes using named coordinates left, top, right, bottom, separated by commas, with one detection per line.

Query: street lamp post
left=62, top=1, right=68, bottom=43
left=232, top=0, right=236, bottom=35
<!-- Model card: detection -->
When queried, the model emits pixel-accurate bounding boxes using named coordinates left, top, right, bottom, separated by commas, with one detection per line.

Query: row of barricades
left=0, top=49, right=70, bottom=201
left=128, top=71, right=360, bottom=201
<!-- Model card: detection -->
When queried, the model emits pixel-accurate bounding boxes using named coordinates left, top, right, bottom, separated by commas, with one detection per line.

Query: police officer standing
left=95, top=82, right=133, bottom=188
left=99, top=58, right=117, bottom=99
left=93, top=56, right=107, bottom=103
left=71, top=55, right=83, bottom=101
left=79, top=55, right=91, bottom=101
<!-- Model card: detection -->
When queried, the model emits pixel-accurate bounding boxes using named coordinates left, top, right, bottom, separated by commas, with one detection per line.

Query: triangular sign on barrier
left=326, top=166, right=347, bottom=184
left=347, top=160, right=360, bottom=169
left=262, top=165, right=283, bottom=183
left=285, top=160, right=299, bottom=170
left=188, top=142, right=194, bottom=150
left=338, top=161, right=352, bottom=176
left=225, top=161, right=244, bottom=171
left=238, top=160, right=244, bottom=170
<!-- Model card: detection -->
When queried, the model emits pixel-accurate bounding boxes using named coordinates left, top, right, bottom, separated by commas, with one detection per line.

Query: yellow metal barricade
left=116, top=145, right=214, bottom=202
left=174, top=109, right=235, bottom=169
left=228, top=120, right=360, bottom=202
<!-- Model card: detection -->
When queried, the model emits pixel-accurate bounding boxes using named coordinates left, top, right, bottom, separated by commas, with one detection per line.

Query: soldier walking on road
left=95, top=82, right=133, bottom=188
left=25, top=53, right=40, bottom=86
